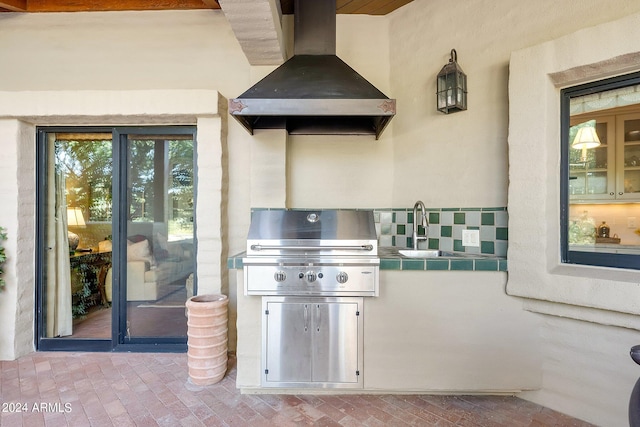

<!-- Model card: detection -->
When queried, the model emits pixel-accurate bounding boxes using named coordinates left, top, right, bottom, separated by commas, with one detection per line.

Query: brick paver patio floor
left=0, top=352, right=595, bottom=426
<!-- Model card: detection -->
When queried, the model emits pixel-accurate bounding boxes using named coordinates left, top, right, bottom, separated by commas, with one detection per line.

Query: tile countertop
left=377, top=247, right=507, bottom=272
left=227, top=248, right=507, bottom=272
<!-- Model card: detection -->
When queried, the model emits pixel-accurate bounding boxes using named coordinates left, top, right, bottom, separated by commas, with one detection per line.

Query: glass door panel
left=124, top=134, right=195, bottom=340
left=569, top=118, right=615, bottom=201
left=623, top=141, right=640, bottom=194
left=616, top=114, right=640, bottom=200
left=42, top=132, right=113, bottom=340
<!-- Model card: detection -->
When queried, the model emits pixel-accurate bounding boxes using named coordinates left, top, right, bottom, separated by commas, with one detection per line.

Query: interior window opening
left=561, top=72, right=640, bottom=270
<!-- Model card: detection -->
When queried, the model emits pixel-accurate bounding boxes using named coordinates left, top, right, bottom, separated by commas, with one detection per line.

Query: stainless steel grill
left=243, top=209, right=379, bottom=297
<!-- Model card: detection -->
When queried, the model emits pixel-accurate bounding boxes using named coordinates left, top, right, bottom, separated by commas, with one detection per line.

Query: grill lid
left=246, top=209, right=378, bottom=256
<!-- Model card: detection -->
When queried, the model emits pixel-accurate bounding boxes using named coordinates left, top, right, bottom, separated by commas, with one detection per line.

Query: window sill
left=522, top=298, right=640, bottom=331
left=550, top=262, right=640, bottom=283
left=506, top=259, right=640, bottom=329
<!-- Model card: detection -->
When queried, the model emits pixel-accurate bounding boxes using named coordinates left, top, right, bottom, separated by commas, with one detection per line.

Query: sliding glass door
left=37, top=130, right=114, bottom=350
left=118, top=130, right=196, bottom=344
left=36, top=126, right=196, bottom=352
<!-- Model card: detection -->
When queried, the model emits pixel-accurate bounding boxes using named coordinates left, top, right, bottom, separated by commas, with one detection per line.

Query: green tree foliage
left=56, top=139, right=112, bottom=221
left=57, top=135, right=193, bottom=233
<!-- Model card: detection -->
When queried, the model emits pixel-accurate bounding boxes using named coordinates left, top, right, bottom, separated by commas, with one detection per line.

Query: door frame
left=35, top=125, right=196, bottom=352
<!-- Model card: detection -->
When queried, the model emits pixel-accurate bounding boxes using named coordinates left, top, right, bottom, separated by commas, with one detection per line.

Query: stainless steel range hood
left=228, top=0, right=396, bottom=140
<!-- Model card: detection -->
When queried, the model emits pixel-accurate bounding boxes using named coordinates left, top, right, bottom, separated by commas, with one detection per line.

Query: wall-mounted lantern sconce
left=437, top=49, right=467, bottom=114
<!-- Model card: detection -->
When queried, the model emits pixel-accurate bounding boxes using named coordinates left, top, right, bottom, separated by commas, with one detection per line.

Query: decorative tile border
left=228, top=252, right=507, bottom=272
left=375, top=207, right=508, bottom=257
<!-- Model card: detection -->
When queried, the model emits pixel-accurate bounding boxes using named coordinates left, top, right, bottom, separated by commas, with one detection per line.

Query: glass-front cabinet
left=570, top=110, right=640, bottom=202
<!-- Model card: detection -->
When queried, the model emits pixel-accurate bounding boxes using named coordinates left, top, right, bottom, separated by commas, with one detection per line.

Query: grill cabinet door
left=312, top=301, right=360, bottom=383
left=264, top=301, right=312, bottom=383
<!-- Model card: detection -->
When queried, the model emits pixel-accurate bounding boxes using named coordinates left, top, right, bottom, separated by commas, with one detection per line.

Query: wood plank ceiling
left=0, top=0, right=413, bottom=65
left=0, top=0, right=412, bottom=15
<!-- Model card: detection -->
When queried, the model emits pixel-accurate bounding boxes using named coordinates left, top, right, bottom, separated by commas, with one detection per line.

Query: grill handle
left=250, top=244, right=374, bottom=251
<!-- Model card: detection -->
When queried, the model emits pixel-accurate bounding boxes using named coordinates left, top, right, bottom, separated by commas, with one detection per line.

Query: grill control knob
left=305, top=271, right=317, bottom=282
left=336, top=271, right=349, bottom=284
left=274, top=271, right=287, bottom=282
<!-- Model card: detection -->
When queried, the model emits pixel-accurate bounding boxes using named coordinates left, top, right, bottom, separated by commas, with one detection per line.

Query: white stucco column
left=0, top=119, right=36, bottom=360
left=250, top=130, right=288, bottom=208
left=195, top=115, right=228, bottom=295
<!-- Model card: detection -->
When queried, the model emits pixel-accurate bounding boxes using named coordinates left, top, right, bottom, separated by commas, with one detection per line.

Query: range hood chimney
left=228, top=0, right=396, bottom=139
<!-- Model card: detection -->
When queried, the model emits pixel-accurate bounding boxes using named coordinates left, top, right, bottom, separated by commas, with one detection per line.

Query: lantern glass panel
left=456, top=72, right=466, bottom=105
left=437, top=75, right=450, bottom=110
left=437, top=75, right=446, bottom=92
left=437, top=92, right=447, bottom=110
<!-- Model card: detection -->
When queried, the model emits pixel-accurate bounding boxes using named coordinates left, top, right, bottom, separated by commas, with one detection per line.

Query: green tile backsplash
left=251, top=207, right=508, bottom=257
left=376, top=207, right=508, bottom=257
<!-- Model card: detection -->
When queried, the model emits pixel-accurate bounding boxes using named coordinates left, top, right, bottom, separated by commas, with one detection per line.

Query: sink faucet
left=412, top=200, right=429, bottom=250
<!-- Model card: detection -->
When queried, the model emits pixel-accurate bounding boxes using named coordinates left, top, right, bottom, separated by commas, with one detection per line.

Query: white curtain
left=45, top=135, right=72, bottom=337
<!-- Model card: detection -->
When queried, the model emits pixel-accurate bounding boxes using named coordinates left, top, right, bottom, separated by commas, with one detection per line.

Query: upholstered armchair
left=105, top=236, right=193, bottom=302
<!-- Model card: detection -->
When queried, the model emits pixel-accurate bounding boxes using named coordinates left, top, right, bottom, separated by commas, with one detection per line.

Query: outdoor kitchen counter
left=227, top=248, right=507, bottom=272
left=231, top=255, right=538, bottom=394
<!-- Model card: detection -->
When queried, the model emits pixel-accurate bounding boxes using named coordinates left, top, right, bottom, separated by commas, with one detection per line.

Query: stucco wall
left=386, top=2, right=640, bottom=425
left=518, top=313, right=639, bottom=427
left=508, top=10, right=640, bottom=427
left=0, top=11, right=247, bottom=93
left=388, top=0, right=640, bottom=209
left=365, top=271, right=539, bottom=392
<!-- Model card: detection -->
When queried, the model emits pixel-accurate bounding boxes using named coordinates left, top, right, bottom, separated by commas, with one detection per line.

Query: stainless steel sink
left=382, top=247, right=491, bottom=259
left=398, top=249, right=457, bottom=258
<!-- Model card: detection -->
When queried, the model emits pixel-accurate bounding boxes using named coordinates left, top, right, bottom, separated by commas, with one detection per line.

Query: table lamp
left=67, top=207, right=86, bottom=252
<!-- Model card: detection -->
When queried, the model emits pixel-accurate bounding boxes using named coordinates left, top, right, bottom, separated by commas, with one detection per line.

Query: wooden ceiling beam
left=218, top=0, right=286, bottom=65
left=2, top=0, right=220, bottom=13
left=0, top=0, right=27, bottom=12
left=0, top=0, right=411, bottom=14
